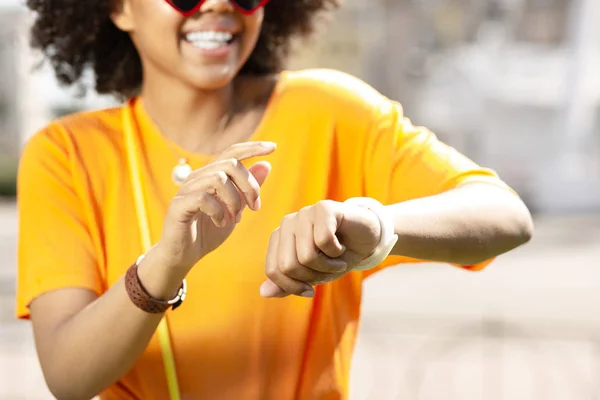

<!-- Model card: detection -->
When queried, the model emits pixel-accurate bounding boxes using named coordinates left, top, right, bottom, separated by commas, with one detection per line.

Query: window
left=512, top=0, right=571, bottom=45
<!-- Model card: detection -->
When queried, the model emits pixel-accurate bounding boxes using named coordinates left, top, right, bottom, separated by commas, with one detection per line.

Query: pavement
left=1, top=199, right=600, bottom=400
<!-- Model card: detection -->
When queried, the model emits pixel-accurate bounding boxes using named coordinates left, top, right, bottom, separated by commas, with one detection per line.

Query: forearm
left=385, top=183, right=533, bottom=265
left=43, top=248, right=186, bottom=399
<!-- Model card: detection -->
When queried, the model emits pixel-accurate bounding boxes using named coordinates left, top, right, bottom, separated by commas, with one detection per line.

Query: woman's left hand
left=261, top=200, right=382, bottom=298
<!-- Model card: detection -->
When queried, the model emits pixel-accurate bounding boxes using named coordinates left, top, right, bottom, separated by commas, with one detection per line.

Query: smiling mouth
left=182, top=31, right=237, bottom=50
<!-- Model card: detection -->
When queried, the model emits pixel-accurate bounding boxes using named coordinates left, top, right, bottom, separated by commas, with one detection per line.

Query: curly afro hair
left=25, top=0, right=340, bottom=99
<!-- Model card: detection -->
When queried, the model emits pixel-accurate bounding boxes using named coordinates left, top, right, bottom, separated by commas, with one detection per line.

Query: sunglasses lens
left=233, top=0, right=264, bottom=12
left=169, top=0, right=202, bottom=14
left=167, top=0, right=268, bottom=15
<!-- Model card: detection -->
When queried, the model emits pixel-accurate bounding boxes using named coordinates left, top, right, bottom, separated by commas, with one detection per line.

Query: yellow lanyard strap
left=123, top=101, right=182, bottom=400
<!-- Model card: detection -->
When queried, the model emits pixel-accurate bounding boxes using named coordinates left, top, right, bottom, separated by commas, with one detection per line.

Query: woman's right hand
left=153, top=141, right=276, bottom=273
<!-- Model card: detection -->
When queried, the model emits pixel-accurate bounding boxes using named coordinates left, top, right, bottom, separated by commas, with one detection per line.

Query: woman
left=15, top=0, right=533, bottom=399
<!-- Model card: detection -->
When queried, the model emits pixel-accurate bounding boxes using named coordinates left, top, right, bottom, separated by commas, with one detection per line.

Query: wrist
left=136, top=246, right=188, bottom=301
left=151, top=241, right=199, bottom=272
left=338, top=202, right=382, bottom=256
left=343, top=197, right=399, bottom=271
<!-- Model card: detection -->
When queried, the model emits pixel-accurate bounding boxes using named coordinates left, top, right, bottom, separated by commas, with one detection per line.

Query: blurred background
left=1, top=0, right=599, bottom=398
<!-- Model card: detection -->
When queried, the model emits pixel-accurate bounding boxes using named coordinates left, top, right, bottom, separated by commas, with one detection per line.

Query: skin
left=260, top=183, right=534, bottom=298
left=30, top=1, right=277, bottom=399
left=27, top=0, right=534, bottom=398
left=112, top=0, right=269, bottom=152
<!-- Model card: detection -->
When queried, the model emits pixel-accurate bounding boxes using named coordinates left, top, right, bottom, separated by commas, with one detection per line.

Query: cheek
left=248, top=11, right=264, bottom=39
left=239, top=13, right=263, bottom=55
left=130, top=0, right=182, bottom=54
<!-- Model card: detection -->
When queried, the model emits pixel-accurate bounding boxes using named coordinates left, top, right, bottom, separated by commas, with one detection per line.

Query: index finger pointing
left=215, top=141, right=277, bottom=162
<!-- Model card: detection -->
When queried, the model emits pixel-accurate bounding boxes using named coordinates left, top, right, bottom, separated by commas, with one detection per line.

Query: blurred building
left=0, top=2, right=599, bottom=398
left=0, top=5, right=21, bottom=162
left=0, top=0, right=116, bottom=158
left=0, top=0, right=598, bottom=212
left=292, top=0, right=600, bottom=213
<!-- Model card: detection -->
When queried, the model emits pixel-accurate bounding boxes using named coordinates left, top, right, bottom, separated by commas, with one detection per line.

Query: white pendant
left=172, top=158, right=192, bottom=185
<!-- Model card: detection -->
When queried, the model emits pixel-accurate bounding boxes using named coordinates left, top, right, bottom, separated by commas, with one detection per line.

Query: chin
left=184, top=67, right=240, bottom=91
left=188, top=76, right=236, bottom=91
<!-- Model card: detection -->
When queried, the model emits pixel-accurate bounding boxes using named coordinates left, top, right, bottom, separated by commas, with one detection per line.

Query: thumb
left=248, top=161, right=271, bottom=187
left=259, top=279, right=288, bottom=298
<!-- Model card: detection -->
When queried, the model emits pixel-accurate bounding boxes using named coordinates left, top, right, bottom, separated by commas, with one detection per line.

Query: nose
left=199, top=0, right=235, bottom=13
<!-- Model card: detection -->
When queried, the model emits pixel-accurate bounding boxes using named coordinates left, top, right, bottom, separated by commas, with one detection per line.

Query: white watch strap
left=344, top=197, right=399, bottom=271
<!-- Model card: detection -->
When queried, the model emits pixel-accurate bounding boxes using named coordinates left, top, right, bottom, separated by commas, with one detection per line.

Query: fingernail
left=300, top=289, right=315, bottom=298
left=253, top=196, right=261, bottom=210
left=261, top=141, right=276, bottom=148
left=235, top=211, right=243, bottom=223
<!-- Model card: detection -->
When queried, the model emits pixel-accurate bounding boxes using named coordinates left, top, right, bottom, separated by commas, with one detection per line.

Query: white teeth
left=184, top=31, right=233, bottom=47
left=188, top=41, right=225, bottom=50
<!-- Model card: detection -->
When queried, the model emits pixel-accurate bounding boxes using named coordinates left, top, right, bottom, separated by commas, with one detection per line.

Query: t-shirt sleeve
left=357, top=99, right=515, bottom=278
left=15, top=125, right=104, bottom=319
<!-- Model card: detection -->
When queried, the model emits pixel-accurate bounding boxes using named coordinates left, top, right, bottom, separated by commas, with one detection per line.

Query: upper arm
left=362, top=100, right=513, bottom=203
left=314, top=69, right=512, bottom=204
left=16, top=126, right=104, bottom=319
left=346, top=96, right=514, bottom=275
left=30, top=288, right=98, bottom=378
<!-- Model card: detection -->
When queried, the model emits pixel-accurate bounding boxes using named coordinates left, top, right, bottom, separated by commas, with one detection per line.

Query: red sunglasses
left=166, top=0, right=270, bottom=16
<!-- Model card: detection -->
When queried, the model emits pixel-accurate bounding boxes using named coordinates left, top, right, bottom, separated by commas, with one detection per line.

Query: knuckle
left=279, top=259, right=297, bottom=274
left=213, top=171, right=228, bottom=185
left=315, top=200, right=332, bottom=213
left=197, top=192, right=217, bottom=213
left=280, top=214, right=296, bottom=227
left=226, top=158, right=240, bottom=170
left=170, top=194, right=185, bottom=205
left=314, top=231, right=334, bottom=249
left=176, top=178, right=195, bottom=194
left=297, top=249, right=317, bottom=266
left=265, top=266, right=277, bottom=279
left=300, top=205, right=312, bottom=213
left=298, top=205, right=313, bottom=217
left=196, top=191, right=209, bottom=202
left=269, top=227, right=280, bottom=240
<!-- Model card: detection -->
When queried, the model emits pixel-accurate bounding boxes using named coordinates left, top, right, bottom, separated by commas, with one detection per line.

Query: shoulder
left=21, top=106, right=125, bottom=162
left=32, top=106, right=124, bottom=145
left=18, top=106, right=126, bottom=194
left=277, top=69, right=393, bottom=116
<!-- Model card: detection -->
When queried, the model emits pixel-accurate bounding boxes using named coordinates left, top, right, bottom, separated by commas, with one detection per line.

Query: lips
left=181, top=18, right=240, bottom=36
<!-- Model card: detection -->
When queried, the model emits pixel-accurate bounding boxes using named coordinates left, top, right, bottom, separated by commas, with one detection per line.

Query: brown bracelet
left=125, top=255, right=187, bottom=313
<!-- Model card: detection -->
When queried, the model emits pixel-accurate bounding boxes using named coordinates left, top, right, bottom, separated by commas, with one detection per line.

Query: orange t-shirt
left=16, top=69, right=510, bottom=399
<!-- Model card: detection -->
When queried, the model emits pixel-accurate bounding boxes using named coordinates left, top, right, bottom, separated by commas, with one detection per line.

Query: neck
left=140, top=73, right=237, bottom=153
